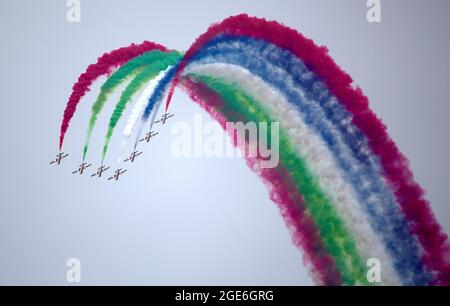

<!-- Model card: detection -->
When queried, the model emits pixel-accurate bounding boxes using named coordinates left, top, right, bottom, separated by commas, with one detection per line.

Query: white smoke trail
left=192, top=44, right=423, bottom=283
left=122, top=66, right=172, bottom=138
left=184, top=63, right=401, bottom=285
left=118, top=66, right=172, bottom=162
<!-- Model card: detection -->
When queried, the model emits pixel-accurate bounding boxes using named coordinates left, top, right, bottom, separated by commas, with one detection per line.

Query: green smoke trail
left=188, top=74, right=368, bottom=285
left=83, top=50, right=176, bottom=160
left=101, top=51, right=182, bottom=160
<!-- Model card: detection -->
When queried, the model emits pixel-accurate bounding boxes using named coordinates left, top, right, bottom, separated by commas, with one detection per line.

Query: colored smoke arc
left=58, top=14, right=450, bottom=286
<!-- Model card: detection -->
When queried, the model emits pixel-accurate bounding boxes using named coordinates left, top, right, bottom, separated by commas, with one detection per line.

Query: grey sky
left=0, top=0, right=449, bottom=285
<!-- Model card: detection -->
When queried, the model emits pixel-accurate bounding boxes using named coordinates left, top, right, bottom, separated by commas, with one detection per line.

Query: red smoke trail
left=59, top=41, right=167, bottom=151
left=179, top=77, right=342, bottom=285
left=169, top=15, right=450, bottom=284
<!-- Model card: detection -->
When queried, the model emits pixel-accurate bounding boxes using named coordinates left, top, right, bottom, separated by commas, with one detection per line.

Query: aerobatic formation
left=52, top=15, right=450, bottom=285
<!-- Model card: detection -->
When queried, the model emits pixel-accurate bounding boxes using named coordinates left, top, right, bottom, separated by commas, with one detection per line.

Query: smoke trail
left=122, top=67, right=173, bottom=138
left=101, top=52, right=181, bottom=160
left=186, top=40, right=430, bottom=284
left=179, top=77, right=342, bottom=285
left=83, top=50, right=174, bottom=160
left=168, top=14, right=449, bottom=284
left=188, top=73, right=368, bottom=285
left=133, top=63, right=180, bottom=148
left=58, top=14, right=450, bottom=285
left=59, top=41, right=166, bottom=151
left=185, top=63, right=401, bottom=285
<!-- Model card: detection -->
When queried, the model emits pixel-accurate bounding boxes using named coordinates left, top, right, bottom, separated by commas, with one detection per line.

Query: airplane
left=72, top=162, right=92, bottom=175
left=108, top=168, right=127, bottom=181
left=155, top=112, right=174, bottom=125
left=91, top=165, right=110, bottom=178
left=123, top=150, right=143, bottom=163
left=139, top=131, right=159, bottom=143
left=49, top=152, right=69, bottom=165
